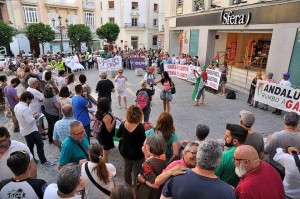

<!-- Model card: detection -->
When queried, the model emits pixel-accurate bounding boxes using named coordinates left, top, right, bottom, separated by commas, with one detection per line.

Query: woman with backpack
left=153, top=71, right=174, bottom=113
left=136, top=80, right=153, bottom=122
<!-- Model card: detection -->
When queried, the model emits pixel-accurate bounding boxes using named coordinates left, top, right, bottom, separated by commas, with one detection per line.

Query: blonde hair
left=140, top=80, right=147, bottom=88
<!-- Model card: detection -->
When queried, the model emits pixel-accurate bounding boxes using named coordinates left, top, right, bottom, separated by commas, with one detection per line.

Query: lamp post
left=52, top=15, right=68, bottom=53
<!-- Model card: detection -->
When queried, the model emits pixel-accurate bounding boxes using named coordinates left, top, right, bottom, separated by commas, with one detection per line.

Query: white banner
left=97, top=57, right=122, bottom=72
left=254, top=80, right=300, bottom=115
left=63, top=56, right=85, bottom=71
left=164, top=64, right=221, bottom=90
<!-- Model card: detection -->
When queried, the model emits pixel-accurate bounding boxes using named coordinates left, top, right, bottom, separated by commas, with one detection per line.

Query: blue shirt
left=53, top=117, right=76, bottom=142
left=72, top=95, right=90, bottom=126
left=59, top=136, right=89, bottom=166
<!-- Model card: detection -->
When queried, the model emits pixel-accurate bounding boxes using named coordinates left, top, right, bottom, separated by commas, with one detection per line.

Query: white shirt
left=273, top=148, right=300, bottom=199
left=56, top=77, right=66, bottom=90
left=14, top=102, right=38, bottom=136
left=0, top=140, right=33, bottom=181
left=81, top=162, right=116, bottom=199
left=43, top=184, right=81, bottom=199
left=171, top=56, right=176, bottom=64
left=280, top=79, right=292, bottom=87
left=26, top=87, right=43, bottom=114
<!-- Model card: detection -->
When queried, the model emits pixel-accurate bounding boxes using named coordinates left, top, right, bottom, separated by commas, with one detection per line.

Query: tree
left=67, top=24, right=92, bottom=53
left=0, top=21, right=17, bottom=47
left=96, top=22, right=120, bottom=50
left=25, top=23, right=55, bottom=54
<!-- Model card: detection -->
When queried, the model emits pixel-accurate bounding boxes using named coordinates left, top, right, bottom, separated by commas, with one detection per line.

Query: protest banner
left=63, top=56, right=85, bottom=71
left=254, top=80, right=300, bottom=115
left=164, top=64, right=221, bottom=90
left=130, top=58, right=146, bottom=70
left=97, top=57, right=122, bottom=72
left=206, top=69, right=221, bottom=90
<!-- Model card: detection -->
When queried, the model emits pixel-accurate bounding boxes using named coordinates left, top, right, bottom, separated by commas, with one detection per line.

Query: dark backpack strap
left=77, top=143, right=89, bottom=161
left=84, top=162, right=111, bottom=196
left=291, top=152, right=300, bottom=173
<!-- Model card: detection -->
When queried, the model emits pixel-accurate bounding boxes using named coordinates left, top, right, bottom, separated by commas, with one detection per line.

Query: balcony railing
left=125, top=23, right=146, bottom=29
left=21, top=0, right=38, bottom=5
left=84, top=1, right=94, bottom=9
left=45, top=0, right=78, bottom=8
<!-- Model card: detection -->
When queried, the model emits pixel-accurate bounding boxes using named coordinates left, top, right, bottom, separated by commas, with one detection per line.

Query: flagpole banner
left=206, top=69, right=221, bottom=90
left=63, top=56, right=85, bottom=71
left=254, top=80, right=300, bottom=115
left=97, top=57, right=122, bottom=72
left=130, top=58, right=146, bottom=70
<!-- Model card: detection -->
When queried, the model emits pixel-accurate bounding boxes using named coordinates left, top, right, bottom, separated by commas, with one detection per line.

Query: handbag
left=84, top=162, right=111, bottom=196
left=171, top=82, right=176, bottom=94
left=92, top=119, right=103, bottom=138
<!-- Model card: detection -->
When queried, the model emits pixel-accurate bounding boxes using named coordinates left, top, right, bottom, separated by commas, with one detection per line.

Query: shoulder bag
left=292, top=152, right=300, bottom=172
left=77, top=143, right=89, bottom=161
left=84, top=162, right=111, bottom=196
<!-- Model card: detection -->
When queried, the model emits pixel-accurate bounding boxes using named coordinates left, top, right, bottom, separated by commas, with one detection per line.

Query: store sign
left=220, top=10, right=251, bottom=26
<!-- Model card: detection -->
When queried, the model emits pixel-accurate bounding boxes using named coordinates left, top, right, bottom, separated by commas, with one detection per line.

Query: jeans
left=24, top=131, right=47, bottom=164
left=44, top=112, right=60, bottom=143
left=142, top=106, right=151, bottom=122
left=123, top=157, right=144, bottom=186
left=84, top=124, right=91, bottom=144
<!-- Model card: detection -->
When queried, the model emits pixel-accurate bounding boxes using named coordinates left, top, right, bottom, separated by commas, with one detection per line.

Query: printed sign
left=220, top=9, right=251, bottom=27
left=254, top=80, right=300, bottom=115
left=164, top=64, right=221, bottom=90
left=130, top=58, right=146, bottom=70
left=97, top=57, right=122, bottom=72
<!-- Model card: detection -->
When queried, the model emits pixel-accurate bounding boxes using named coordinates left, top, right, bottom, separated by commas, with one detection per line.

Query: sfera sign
left=220, top=9, right=251, bottom=26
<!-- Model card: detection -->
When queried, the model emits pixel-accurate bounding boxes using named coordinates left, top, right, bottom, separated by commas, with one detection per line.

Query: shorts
left=160, top=90, right=172, bottom=101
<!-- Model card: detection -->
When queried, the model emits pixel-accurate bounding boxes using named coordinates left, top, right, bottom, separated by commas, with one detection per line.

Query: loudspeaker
left=215, top=35, right=219, bottom=39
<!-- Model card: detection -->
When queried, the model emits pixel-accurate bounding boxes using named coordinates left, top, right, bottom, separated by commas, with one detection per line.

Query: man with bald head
left=53, top=105, right=76, bottom=149
left=234, top=145, right=284, bottom=199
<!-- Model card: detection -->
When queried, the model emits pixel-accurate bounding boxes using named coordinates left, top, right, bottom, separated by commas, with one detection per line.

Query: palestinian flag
left=213, top=55, right=219, bottom=65
left=192, top=74, right=202, bottom=101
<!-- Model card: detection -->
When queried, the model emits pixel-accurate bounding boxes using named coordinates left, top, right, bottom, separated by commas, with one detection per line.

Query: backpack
left=226, top=90, right=236, bottom=99
left=136, top=90, right=149, bottom=109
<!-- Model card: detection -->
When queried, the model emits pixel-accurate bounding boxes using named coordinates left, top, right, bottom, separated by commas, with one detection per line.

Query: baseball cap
left=282, top=72, right=290, bottom=78
left=240, top=110, right=255, bottom=128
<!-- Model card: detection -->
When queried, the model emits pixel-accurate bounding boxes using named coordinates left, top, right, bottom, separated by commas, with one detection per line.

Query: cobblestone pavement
left=0, top=68, right=285, bottom=184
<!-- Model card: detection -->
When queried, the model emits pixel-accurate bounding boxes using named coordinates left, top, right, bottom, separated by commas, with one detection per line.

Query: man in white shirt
left=14, top=91, right=54, bottom=167
left=44, top=164, right=85, bottom=199
left=0, top=126, right=37, bottom=181
left=273, top=72, right=292, bottom=115
left=56, top=70, right=67, bottom=90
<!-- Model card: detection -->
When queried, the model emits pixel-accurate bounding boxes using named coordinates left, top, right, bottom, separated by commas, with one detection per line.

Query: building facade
left=100, top=0, right=160, bottom=51
left=164, top=0, right=300, bottom=88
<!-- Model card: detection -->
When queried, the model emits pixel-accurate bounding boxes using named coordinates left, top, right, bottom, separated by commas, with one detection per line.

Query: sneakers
left=42, top=161, right=55, bottom=167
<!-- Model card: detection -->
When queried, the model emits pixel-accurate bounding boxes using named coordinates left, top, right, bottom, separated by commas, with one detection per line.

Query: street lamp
left=52, top=15, right=68, bottom=53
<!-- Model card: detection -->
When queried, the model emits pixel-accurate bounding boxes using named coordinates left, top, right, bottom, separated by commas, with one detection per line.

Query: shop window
left=153, top=36, right=158, bottom=46
left=289, top=29, right=300, bottom=87
left=131, top=36, right=138, bottom=49
left=154, top=4, right=158, bottom=12
left=108, top=1, right=114, bottom=9
left=132, top=2, right=138, bottom=10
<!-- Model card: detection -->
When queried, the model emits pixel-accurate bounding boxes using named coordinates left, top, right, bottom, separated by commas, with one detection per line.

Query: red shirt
left=235, top=162, right=284, bottom=199
left=163, top=158, right=187, bottom=172
left=202, top=72, right=208, bottom=82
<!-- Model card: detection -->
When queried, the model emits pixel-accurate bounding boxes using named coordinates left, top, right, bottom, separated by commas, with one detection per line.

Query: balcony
left=21, top=0, right=38, bottom=5
left=55, top=33, right=69, bottom=41
left=45, top=0, right=79, bottom=9
left=125, top=23, right=146, bottom=29
left=83, top=1, right=94, bottom=10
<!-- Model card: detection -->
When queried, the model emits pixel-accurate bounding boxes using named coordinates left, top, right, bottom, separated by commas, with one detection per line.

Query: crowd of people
left=0, top=50, right=299, bottom=199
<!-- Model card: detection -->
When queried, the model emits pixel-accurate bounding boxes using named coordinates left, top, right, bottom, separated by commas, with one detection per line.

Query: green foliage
left=25, top=23, right=55, bottom=44
left=67, top=24, right=92, bottom=49
left=96, top=22, right=120, bottom=43
left=0, top=21, right=17, bottom=46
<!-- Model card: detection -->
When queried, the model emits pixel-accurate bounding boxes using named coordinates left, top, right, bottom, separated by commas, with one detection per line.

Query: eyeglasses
left=72, top=130, right=85, bottom=137
left=187, top=151, right=197, bottom=156
left=232, top=157, right=249, bottom=162
left=10, top=150, right=28, bottom=157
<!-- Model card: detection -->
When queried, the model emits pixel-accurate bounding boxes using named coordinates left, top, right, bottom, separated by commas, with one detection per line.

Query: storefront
left=166, top=0, right=300, bottom=86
